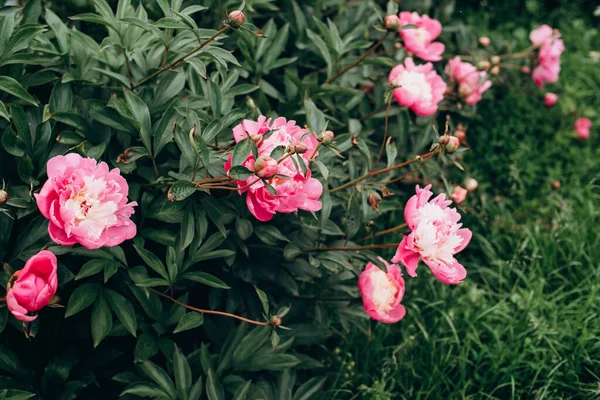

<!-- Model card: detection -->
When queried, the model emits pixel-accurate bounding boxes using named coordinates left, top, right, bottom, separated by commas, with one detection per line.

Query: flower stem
left=150, top=288, right=269, bottom=326
left=305, top=243, right=400, bottom=252
left=362, top=223, right=407, bottom=241
left=132, top=26, right=230, bottom=89
left=375, top=95, right=393, bottom=165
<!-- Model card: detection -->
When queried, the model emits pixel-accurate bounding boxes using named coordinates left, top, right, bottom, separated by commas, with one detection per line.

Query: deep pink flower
left=6, top=250, right=58, bottom=322
left=35, top=154, right=137, bottom=249
left=530, top=26, right=564, bottom=88
left=224, top=117, right=323, bottom=222
left=358, top=257, right=406, bottom=324
left=389, top=58, right=447, bottom=117
left=445, top=56, right=492, bottom=105
left=451, top=186, right=467, bottom=204
left=544, top=93, right=558, bottom=107
left=574, top=117, right=591, bottom=140
left=398, top=12, right=445, bottom=61
left=392, top=185, right=472, bottom=284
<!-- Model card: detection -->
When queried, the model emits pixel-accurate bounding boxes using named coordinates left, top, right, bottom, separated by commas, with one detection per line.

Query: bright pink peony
left=446, top=56, right=492, bottom=105
left=398, top=12, right=445, bottom=61
left=544, top=93, right=558, bottom=107
left=35, top=154, right=137, bottom=249
left=358, top=257, right=406, bottom=324
left=6, top=250, right=58, bottom=322
left=389, top=58, right=447, bottom=117
left=574, top=117, right=591, bottom=140
left=224, top=116, right=323, bottom=222
left=451, top=186, right=468, bottom=204
left=530, top=26, right=564, bottom=88
left=392, top=185, right=472, bottom=284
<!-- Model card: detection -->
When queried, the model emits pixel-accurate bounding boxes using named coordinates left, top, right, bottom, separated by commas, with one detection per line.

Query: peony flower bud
left=451, top=186, right=468, bottom=204
left=544, top=92, right=558, bottom=107
left=454, top=129, right=466, bottom=142
left=574, top=117, right=591, bottom=140
left=227, top=10, right=245, bottom=28
left=270, top=315, right=282, bottom=327
left=249, top=133, right=264, bottom=147
left=439, top=135, right=450, bottom=145
left=0, top=189, right=7, bottom=205
left=445, top=136, right=460, bottom=153
left=295, top=143, right=308, bottom=154
left=320, top=131, right=335, bottom=145
left=521, top=65, right=531, bottom=74
left=477, top=60, right=491, bottom=71
left=490, top=66, right=500, bottom=76
left=254, top=156, right=278, bottom=179
left=479, top=36, right=491, bottom=47
left=490, top=55, right=500, bottom=65
left=385, top=14, right=400, bottom=31
left=551, top=180, right=561, bottom=189
left=465, top=177, right=478, bottom=192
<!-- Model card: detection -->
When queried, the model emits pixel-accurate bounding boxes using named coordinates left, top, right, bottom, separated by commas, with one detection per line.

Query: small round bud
left=551, top=180, right=561, bottom=190
left=320, top=130, right=335, bottom=145
left=453, top=129, right=466, bottom=142
left=465, top=177, right=478, bottom=192
left=445, top=136, right=460, bottom=153
left=254, top=156, right=278, bottom=179
left=477, top=60, right=491, bottom=71
left=295, top=143, right=308, bottom=154
left=479, top=36, right=491, bottom=47
left=249, top=133, right=264, bottom=147
left=490, top=66, right=500, bottom=76
left=544, top=92, right=558, bottom=107
left=227, top=10, right=245, bottom=28
left=490, top=55, right=500, bottom=65
left=451, top=186, right=467, bottom=204
left=439, top=135, right=450, bottom=145
left=394, top=42, right=403, bottom=49
left=521, top=65, right=531, bottom=74
left=270, top=315, right=282, bottom=327
left=0, top=189, right=7, bottom=205
left=385, top=15, right=400, bottom=31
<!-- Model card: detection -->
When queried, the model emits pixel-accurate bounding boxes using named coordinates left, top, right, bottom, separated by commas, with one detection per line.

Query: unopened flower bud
left=439, top=135, right=450, bottom=145
left=385, top=15, right=400, bottom=31
left=454, top=129, right=466, bottom=142
left=451, top=186, right=467, bottom=204
left=490, top=55, right=500, bottom=65
left=0, top=189, right=7, bottom=205
left=551, top=180, right=561, bottom=190
left=249, top=133, right=264, bottom=147
left=477, top=60, right=491, bottom=71
left=227, top=10, right=245, bottom=28
left=394, top=42, right=403, bottom=49
left=490, top=65, right=500, bottom=76
left=295, top=143, right=308, bottom=154
left=544, top=92, right=558, bottom=107
left=479, top=36, right=491, bottom=47
left=320, top=130, right=335, bottom=145
left=465, top=177, right=478, bottom=192
left=254, top=156, right=278, bottom=179
left=521, top=66, right=531, bottom=74
left=270, top=315, right=282, bottom=327
left=445, top=136, right=460, bottom=153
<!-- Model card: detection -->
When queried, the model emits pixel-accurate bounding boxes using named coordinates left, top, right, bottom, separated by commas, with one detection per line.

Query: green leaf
left=65, top=283, right=100, bottom=318
left=173, top=312, right=204, bottom=333
left=134, top=332, right=158, bottom=362
left=304, top=97, right=327, bottom=135
left=173, top=345, right=192, bottom=398
left=306, top=30, right=332, bottom=78
left=0, top=76, right=38, bottom=106
left=182, top=271, right=230, bottom=289
left=2, top=126, right=25, bottom=156
left=169, top=181, right=196, bottom=201
left=189, top=377, right=204, bottom=400
left=263, top=180, right=277, bottom=196
left=0, top=6, right=21, bottom=16
left=254, top=286, right=269, bottom=315
left=271, top=330, right=280, bottom=349
left=105, top=288, right=137, bottom=337
left=235, top=218, right=253, bottom=240
left=121, top=383, right=170, bottom=398
left=232, top=138, right=252, bottom=167
left=206, top=369, right=224, bottom=400
left=228, top=165, right=254, bottom=180
left=91, top=294, right=113, bottom=347
left=133, top=244, right=169, bottom=281
left=76, top=259, right=110, bottom=280
left=232, top=380, right=252, bottom=400
left=124, top=88, right=152, bottom=152
left=179, top=208, right=195, bottom=250
left=138, top=361, right=177, bottom=399
left=354, top=137, right=372, bottom=169
left=293, top=377, right=327, bottom=400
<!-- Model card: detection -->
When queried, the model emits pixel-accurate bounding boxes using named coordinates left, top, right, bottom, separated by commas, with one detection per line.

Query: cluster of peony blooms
left=446, top=56, right=493, bottom=105
left=529, top=25, right=565, bottom=88
left=359, top=185, right=472, bottom=324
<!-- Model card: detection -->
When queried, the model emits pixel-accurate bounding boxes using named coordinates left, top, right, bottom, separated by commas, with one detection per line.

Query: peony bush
left=0, top=0, right=592, bottom=398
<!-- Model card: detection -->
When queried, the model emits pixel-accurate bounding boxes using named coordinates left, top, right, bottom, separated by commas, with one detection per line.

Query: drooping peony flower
left=574, top=117, right=591, bottom=140
left=530, top=25, right=564, bottom=88
left=544, top=92, right=558, bottom=107
left=392, top=185, right=472, bottom=284
left=398, top=12, right=445, bottom=61
left=224, top=116, right=323, bottom=222
left=451, top=186, right=468, bottom=204
left=6, top=250, right=58, bottom=322
left=358, top=257, right=406, bottom=324
left=445, top=56, right=492, bottom=105
left=389, top=58, right=447, bottom=117
left=35, top=153, right=137, bottom=249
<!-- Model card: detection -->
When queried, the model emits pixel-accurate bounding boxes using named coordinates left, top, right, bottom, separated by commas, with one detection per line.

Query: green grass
left=327, top=4, right=600, bottom=399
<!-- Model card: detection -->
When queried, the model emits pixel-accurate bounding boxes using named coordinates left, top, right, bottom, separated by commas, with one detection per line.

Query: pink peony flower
left=479, top=36, right=491, bottom=47
left=392, top=185, right=472, bottom=284
left=6, top=250, right=58, bottom=322
left=389, top=58, right=447, bottom=117
left=574, top=117, right=591, bottom=140
left=529, top=25, right=553, bottom=47
left=398, top=12, right=445, bottom=61
left=530, top=26, right=564, bottom=88
left=358, top=257, right=406, bottom=324
left=451, top=186, right=467, bottom=204
left=544, top=92, right=558, bottom=107
left=35, top=154, right=137, bottom=250
left=224, top=116, right=323, bottom=222
left=445, top=56, right=492, bottom=105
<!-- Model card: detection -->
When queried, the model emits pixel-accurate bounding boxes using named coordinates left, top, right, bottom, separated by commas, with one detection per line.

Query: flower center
left=395, top=70, right=433, bottom=102
left=370, top=269, right=398, bottom=312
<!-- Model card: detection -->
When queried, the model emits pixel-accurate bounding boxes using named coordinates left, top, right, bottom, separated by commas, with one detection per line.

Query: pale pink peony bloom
left=398, top=12, right=445, bottom=61
left=451, top=186, right=468, bottom=204
left=544, top=92, right=558, bottom=107
left=530, top=26, right=564, bottom=88
left=224, top=116, right=323, bottom=222
left=445, top=57, right=492, bottom=105
left=574, top=117, right=591, bottom=140
left=389, top=58, right=447, bottom=117
left=6, top=250, right=58, bottom=322
left=479, top=36, right=491, bottom=47
left=358, top=257, right=406, bottom=324
left=35, top=154, right=137, bottom=250
left=392, top=185, right=472, bottom=284
left=529, top=25, right=553, bottom=46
